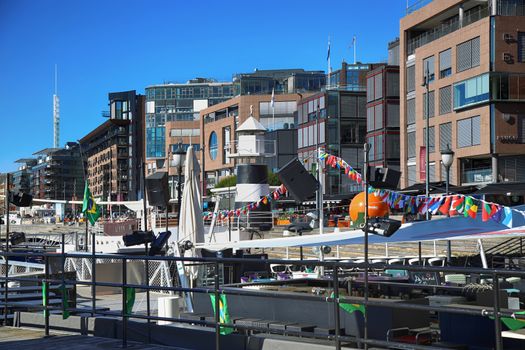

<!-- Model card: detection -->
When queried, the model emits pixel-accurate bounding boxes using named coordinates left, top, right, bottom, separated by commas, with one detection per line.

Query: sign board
left=419, top=146, right=426, bottom=182
left=408, top=270, right=440, bottom=285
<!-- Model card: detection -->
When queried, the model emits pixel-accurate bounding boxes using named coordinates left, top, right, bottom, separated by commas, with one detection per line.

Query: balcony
left=227, top=138, right=276, bottom=158
left=406, top=5, right=489, bottom=55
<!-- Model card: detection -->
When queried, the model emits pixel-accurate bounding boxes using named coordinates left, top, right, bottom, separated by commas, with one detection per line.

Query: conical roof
left=236, top=116, right=266, bottom=133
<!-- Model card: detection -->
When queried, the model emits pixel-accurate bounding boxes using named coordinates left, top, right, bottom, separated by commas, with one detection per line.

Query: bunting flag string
left=317, top=149, right=516, bottom=228
left=202, top=184, right=288, bottom=223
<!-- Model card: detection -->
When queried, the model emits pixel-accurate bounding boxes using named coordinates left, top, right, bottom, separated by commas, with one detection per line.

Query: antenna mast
left=53, top=64, right=60, bottom=148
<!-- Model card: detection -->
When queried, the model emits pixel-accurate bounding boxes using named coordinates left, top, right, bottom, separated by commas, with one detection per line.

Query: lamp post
left=173, top=141, right=186, bottom=225
left=441, top=144, right=454, bottom=196
left=441, top=144, right=454, bottom=265
left=422, top=62, right=430, bottom=220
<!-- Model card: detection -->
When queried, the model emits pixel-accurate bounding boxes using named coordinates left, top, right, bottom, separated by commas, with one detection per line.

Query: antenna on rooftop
left=53, top=64, right=60, bottom=148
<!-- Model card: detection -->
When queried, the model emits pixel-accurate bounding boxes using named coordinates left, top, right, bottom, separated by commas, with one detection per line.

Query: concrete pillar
left=459, top=4, right=464, bottom=28
left=492, top=154, right=499, bottom=183
left=490, top=0, right=498, bottom=16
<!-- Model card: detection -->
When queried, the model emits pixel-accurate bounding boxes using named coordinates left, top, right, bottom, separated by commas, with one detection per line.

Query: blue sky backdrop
left=0, top=0, right=406, bottom=172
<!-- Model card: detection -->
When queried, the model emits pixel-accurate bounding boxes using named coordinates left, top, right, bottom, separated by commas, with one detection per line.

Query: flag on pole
left=82, top=181, right=100, bottom=225
left=327, top=37, right=331, bottom=62
left=270, top=88, right=275, bottom=109
left=61, top=284, right=70, bottom=320
left=210, top=294, right=234, bottom=335
left=125, top=287, right=136, bottom=314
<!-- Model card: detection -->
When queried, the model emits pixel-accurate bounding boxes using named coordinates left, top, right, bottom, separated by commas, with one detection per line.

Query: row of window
left=407, top=36, right=481, bottom=93
left=407, top=116, right=480, bottom=159
left=407, top=73, right=490, bottom=125
left=146, top=85, right=235, bottom=100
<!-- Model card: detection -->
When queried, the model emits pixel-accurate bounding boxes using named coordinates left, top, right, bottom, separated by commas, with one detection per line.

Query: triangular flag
left=429, top=197, right=443, bottom=214
left=481, top=202, right=492, bottom=222
left=450, top=196, right=465, bottom=216
left=501, top=207, right=513, bottom=228
left=491, top=205, right=503, bottom=223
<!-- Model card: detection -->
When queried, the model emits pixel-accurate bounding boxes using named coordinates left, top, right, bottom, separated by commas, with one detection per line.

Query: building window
left=223, top=127, right=231, bottom=164
left=407, top=98, right=415, bottom=125
left=490, top=73, right=525, bottom=101
left=461, top=158, right=492, bottom=184
left=170, top=128, right=200, bottom=137
left=519, top=32, right=525, bottom=63
left=423, top=56, right=435, bottom=83
left=423, top=91, right=435, bottom=118
left=406, top=65, right=415, bottom=93
left=439, top=49, right=452, bottom=78
left=453, top=73, right=489, bottom=109
left=407, top=131, right=416, bottom=159
left=457, top=116, right=481, bottom=148
left=439, top=85, right=452, bottom=115
left=423, top=126, right=435, bottom=153
left=407, top=164, right=416, bottom=186
left=457, top=37, right=480, bottom=72
left=439, top=122, right=452, bottom=152
left=209, top=132, right=218, bottom=160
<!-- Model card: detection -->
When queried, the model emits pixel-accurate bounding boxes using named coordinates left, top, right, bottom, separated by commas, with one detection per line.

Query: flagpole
left=271, top=87, right=275, bottom=131
left=327, top=36, right=331, bottom=89
left=353, top=36, right=357, bottom=65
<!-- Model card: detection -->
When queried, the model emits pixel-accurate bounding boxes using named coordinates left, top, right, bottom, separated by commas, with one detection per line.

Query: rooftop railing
left=406, top=5, right=489, bottom=55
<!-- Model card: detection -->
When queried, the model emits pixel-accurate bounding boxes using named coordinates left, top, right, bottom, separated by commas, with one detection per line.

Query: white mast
left=53, top=64, right=60, bottom=148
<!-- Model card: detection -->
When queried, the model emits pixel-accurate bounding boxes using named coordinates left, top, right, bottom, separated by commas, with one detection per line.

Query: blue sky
left=0, top=0, right=406, bottom=172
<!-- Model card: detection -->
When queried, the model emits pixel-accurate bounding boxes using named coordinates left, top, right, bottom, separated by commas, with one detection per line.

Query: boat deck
left=0, top=327, right=172, bottom=350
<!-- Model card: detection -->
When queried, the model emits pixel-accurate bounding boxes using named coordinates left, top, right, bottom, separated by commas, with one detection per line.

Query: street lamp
left=173, top=141, right=186, bottom=224
left=441, top=144, right=454, bottom=265
left=441, top=144, right=454, bottom=195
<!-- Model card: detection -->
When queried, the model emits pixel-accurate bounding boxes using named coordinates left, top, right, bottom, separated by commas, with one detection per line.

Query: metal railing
left=2, top=250, right=525, bottom=349
left=406, top=5, right=489, bottom=55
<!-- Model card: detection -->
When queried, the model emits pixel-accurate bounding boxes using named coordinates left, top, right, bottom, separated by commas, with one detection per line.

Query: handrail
left=1, top=250, right=518, bottom=350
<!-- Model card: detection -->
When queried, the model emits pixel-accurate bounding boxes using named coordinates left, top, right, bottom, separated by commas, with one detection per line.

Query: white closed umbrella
left=178, top=146, right=204, bottom=279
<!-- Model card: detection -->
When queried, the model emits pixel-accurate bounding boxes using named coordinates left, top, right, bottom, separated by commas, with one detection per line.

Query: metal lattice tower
left=53, top=64, right=60, bottom=148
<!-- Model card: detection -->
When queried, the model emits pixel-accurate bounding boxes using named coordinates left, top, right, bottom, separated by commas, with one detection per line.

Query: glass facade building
left=145, top=78, right=235, bottom=159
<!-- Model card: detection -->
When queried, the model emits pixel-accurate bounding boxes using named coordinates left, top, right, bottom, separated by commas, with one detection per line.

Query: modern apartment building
left=31, top=143, right=84, bottom=200
left=79, top=90, right=145, bottom=201
left=366, top=65, right=401, bottom=170
left=400, top=0, right=525, bottom=187
left=296, top=63, right=381, bottom=196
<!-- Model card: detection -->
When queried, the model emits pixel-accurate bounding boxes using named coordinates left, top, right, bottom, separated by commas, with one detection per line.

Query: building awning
left=475, top=182, right=525, bottom=196
left=399, top=182, right=477, bottom=195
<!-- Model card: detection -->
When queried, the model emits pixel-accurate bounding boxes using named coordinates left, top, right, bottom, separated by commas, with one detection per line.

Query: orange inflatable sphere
left=349, top=192, right=389, bottom=222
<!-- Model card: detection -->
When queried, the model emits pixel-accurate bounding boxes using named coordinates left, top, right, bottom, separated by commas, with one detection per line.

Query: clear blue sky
left=0, top=0, right=406, bottom=172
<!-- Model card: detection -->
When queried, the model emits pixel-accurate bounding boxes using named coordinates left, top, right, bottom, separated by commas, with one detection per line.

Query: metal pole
left=363, top=143, right=370, bottom=350
left=3, top=174, right=10, bottom=325
left=141, top=161, right=151, bottom=343
left=333, top=263, right=341, bottom=350
left=316, top=104, right=324, bottom=273
left=177, top=164, right=182, bottom=229
left=122, top=258, right=128, bottom=348
left=214, top=260, right=220, bottom=350
left=91, top=223, right=96, bottom=316
left=493, top=272, right=503, bottom=350
left=425, top=62, right=430, bottom=221
left=44, top=255, right=49, bottom=336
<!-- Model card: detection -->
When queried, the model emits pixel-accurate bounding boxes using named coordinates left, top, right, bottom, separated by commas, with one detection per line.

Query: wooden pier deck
left=0, top=327, right=173, bottom=349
